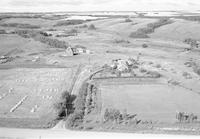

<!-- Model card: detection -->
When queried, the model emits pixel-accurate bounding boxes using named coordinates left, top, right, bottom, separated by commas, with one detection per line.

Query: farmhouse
left=111, top=59, right=129, bottom=72
left=65, top=46, right=88, bottom=56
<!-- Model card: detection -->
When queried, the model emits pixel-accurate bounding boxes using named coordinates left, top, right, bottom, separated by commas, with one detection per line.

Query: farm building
left=65, top=46, right=88, bottom=56
left=65, top=47, right=74, bottom=56
left=111, top=59, right=129, bottom=72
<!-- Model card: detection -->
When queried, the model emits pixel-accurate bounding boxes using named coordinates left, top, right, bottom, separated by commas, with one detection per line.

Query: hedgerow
left=129, top=18, right=173, bottom=38
left=66, top=81, right=89, bottom=128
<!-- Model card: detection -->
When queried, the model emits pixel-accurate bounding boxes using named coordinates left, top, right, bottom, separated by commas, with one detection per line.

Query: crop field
left=100, top=83, right=200, bottom=123
left=0, top=67, right=76, bottom=128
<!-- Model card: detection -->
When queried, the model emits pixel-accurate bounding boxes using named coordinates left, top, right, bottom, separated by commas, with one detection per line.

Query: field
left=1, top=12, right=200, bottom=134
left=150, top=19, right=200, bottom=41
left=100, top=83, right=200, bottom=123
left=0, top=67, right=76, bottom=128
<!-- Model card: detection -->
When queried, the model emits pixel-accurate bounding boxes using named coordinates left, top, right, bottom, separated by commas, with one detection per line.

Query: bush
left=66, top=111, right=84, bottom=128
left=88, top=24, right=96, bottom=30
left=155, top=64, right=161, bottom=68
left=193, top=65, right=200, bottom=76
left=47, top=28, right=57, bottom=31
left=114, top=39, right=130, bottom=44
left=129, top=31, right=149, bottom=38
left=74, top=82, right=88, bottom=111
left=103, top=108, right=138, bottom=124
left=140, top=68, right=147, bottom=73
left=125, top=18, right=132, bottom=22
left=146, top=71, right=161, bottom=78
left=54, top=20, right=85, bottom=26
left=137, top=27, right=154, bottom=34
left=142, top=44, right=148, bottom=48
left=182, top=72, right=192, bottom=79
left=104, top=108, right=121, bottom=122
left=68, top=29, right=78, bottom=34
left=116, top=70, right=122, bottom=77
left=54, top=102, right=67, bottom=119
left=78, top=24, right=88, bottom=28
left=65, top=28, right=78, bottom=36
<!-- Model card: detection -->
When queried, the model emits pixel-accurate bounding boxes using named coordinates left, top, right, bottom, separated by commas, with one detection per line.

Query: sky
left=0, top=0, right=200, bottom=12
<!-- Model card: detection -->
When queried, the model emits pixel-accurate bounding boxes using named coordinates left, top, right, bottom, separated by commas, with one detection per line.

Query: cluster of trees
left=176, top=112, right=198, bottom=123
left=1, top=23, right=40, bottom=29
left=129, top=18, right=173, bottom=38
left=104, top=108, right=121, bottom=122
left=147, top=18, right=172, bottom=31
left=194, top=66, right=200, bottom=76
left=66, top=82, right=98, bottom=128
left=190, top=62, right=200, bottom=76
left=146, top=71, right=161, bottom=78
left=54, top=91, right=76, bottom=119
left=129, top=31, right=149, bottom=38
left=34, top=34, right=68, bottom=48
left=54, top=20, right=85, bottom=27
left=182, top=72, right=192, bottom=79
left=66, top=82, right=89, bottom=128
left=76, top=24, right=88, bottom=28
left=178, top=16, right=200, bottom=22
left=0, top=14, right=42, bottom=21
left=15, top=30, right=69, bottom=49
left=184, top=38, right=200, bottom=49
left=0, top=29, right=6, bottom=34
left=104, top=108, right=139, bottom=124
left=88, top=24, right=96, bottom=30
left=84, top=84, right=97, bottom=115
left=114, top=38, right=130, bottom=44
left=184, top=60, right=200, bottom=76
left=107, top=58, right=162, bottom=78
left=15, top=30, right=34, bottom=38
left=125, top=18, right=132, bottom=22
left=142, top=43, right=148, bottom=48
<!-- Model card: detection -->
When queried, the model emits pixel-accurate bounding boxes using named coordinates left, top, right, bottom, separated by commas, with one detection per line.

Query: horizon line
left=0, top=10, right=199, bottom=14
